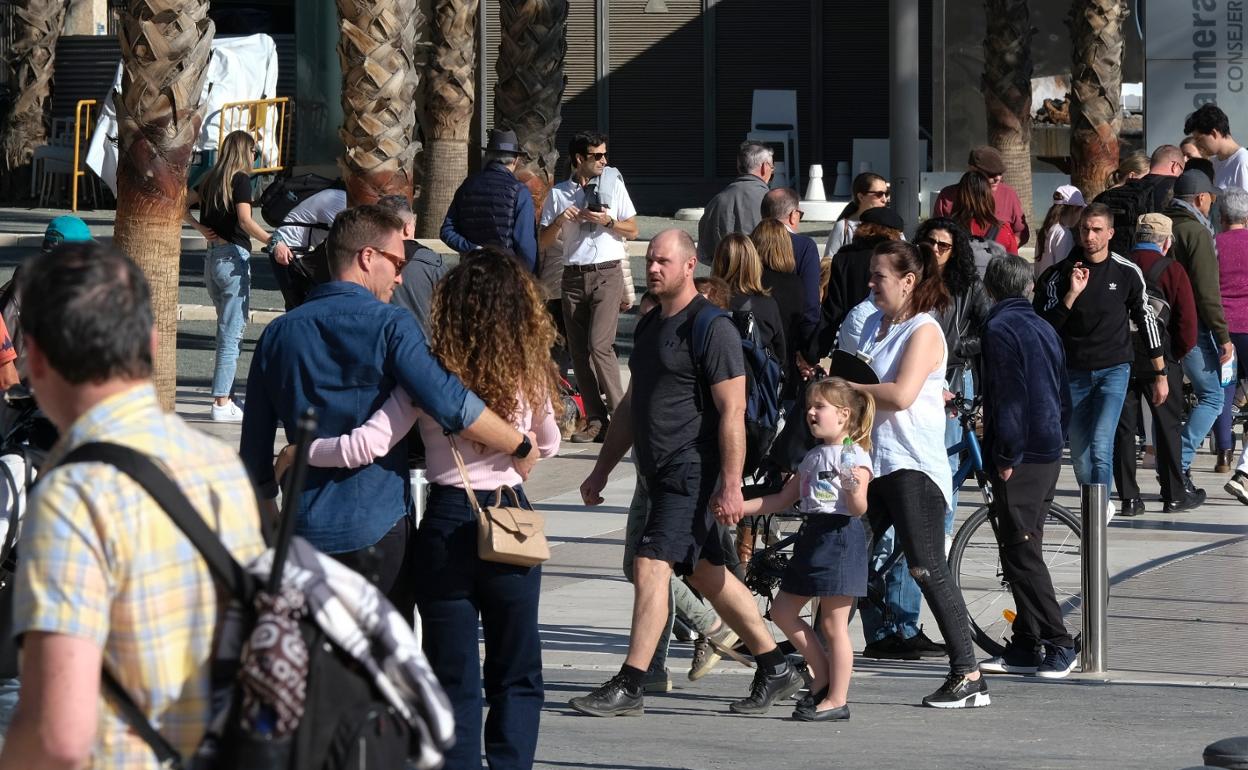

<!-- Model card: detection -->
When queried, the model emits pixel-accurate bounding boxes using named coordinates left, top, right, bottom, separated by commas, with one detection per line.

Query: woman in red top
left=951, top=172, right=1019, bottom=254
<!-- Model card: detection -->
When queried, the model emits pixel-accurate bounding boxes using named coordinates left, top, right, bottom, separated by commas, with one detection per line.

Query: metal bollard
left=410, top=467, right=428, bottom=525
left=1080, top=483, right=1109, bottom=674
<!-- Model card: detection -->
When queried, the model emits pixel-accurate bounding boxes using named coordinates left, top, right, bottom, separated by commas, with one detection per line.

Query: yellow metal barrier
left=71, top=99, right=97, bottom=213
left=217, top=97, right=291, bottom=174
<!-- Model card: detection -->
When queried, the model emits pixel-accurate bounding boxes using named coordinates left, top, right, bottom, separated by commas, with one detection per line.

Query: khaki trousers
left=561, top=261, right=625, bottom=423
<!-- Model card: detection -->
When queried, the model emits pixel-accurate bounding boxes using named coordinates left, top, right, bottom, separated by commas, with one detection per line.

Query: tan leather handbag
left=448, top=437, right=550, bottom=567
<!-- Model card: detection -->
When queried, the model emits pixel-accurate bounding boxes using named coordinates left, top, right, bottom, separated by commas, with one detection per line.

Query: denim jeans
left=1067, top=363, right=1131, bottom=493
left=416, top=484, right=542, bottom=770
left=858, top=525, right=922, bottom=643
left=866, top=470, right=977, bottom=674
left=0, top=677, right=17, bottom=737
left=1213, top=333, right=1248, bottom=450
left=1182, top=328, right=1225, bottom=470
left=204, top=242, right=251, bottom=398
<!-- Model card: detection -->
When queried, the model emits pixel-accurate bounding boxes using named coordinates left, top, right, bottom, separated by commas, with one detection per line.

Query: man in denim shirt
left=241, top=205, right=537, bottom=618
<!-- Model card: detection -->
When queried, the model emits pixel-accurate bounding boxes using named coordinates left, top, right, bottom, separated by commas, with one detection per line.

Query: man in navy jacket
left=978, top=255, right=1079, bottom=679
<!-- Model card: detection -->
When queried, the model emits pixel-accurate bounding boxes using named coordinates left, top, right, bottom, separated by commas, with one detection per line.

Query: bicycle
left=742, top=394, right=1084, bottom=660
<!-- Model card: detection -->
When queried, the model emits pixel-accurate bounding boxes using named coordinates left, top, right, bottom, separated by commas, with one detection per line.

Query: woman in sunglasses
left=824, top=172, right=890, bottom=258
left=185, top=130, right=273, bottom=422
left=915, top=217, right=990, bottom=546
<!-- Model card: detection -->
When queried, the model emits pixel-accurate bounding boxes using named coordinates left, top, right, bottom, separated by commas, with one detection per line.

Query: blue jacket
left=240, top=281, right=484, bottom=553
left=441, top=161, right=538, bottom=271
left=790, top=231, right=821, bottom=350
left=980, top=297, right=1071, bottom=470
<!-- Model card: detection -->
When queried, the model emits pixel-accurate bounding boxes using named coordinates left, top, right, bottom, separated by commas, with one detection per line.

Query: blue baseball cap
left=42, top=215, right=94, bottom=251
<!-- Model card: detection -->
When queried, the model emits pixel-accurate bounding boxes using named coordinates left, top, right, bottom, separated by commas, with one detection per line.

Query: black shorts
left=636, top=458, right=729, bottom=576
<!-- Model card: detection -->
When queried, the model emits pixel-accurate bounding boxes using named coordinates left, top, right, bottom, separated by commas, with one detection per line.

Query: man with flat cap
left=1166, top=169, right=1234, bottom=494
left=440, top=128, right=539, bottom=271
left=933, top=146, right=1030, bottom=246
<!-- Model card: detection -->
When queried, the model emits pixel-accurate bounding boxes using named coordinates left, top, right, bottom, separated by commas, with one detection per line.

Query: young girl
left=740, top=377, right=874, bottom=722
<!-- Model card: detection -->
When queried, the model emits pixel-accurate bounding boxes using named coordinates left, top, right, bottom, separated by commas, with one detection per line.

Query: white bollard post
left=805, top=164, right=827, bottom=202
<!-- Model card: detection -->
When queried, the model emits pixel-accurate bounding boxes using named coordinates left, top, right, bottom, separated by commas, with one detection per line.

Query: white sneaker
left=211, top=400, right=244, bottom=422
left=1106, top=499, right=1116, bottom=524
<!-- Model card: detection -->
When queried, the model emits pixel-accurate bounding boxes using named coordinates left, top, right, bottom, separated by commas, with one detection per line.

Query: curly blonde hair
left=428, top=248, right=562, bottom=423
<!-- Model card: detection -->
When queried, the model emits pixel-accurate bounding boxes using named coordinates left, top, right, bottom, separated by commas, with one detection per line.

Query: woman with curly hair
left=301, top=246, right=561, bottom=770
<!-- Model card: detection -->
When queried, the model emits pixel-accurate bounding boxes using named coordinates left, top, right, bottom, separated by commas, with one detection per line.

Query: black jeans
left=988, top=461, right=1076, bottom=649
left=331, top=513, right=417, bottom=622
left=867, top=469, right=977, bottom=674
left=1113, top=360, right=1184, bottom=501
left=416, top=484, right=543, bottom=770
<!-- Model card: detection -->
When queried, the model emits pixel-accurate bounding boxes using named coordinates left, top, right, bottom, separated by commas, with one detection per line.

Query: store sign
left=1145, top=0, right=1248, bottom=148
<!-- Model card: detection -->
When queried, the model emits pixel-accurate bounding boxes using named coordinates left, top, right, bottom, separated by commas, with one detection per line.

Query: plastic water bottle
left=839, top=437, right=860, bottom=492
left=1222, top=350, right=1237, bottom=388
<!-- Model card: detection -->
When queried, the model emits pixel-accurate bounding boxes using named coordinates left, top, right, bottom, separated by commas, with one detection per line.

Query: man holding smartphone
left=1035, top=203, right=1168, bottom=515
left=541, top=132, right=640, bottom=443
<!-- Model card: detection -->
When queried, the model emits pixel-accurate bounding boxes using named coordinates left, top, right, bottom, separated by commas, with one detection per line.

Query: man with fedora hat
left=440, top=127, right=538, bottom=271
left=933, top=146, right=1030, bottom=246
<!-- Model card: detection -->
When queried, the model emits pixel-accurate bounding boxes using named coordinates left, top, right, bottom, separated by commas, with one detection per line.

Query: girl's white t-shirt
left=797, top=443, right=873, bottom=515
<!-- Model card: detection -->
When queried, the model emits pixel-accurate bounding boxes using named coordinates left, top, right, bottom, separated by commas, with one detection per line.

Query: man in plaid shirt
left=0, top=243, right=267, bottom=769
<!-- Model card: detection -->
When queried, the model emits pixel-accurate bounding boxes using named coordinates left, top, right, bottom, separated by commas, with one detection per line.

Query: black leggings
left=867, top=469, right=977, bottom=674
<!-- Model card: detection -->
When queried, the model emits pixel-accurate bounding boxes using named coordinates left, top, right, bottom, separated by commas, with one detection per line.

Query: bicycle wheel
left=947, top=503, right=1082, bottom=657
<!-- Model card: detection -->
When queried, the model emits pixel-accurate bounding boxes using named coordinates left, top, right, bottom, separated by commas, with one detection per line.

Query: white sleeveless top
left=858, top=310, right=953, bottom=507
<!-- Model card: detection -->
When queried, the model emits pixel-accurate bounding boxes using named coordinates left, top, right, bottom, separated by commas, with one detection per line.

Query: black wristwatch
left=513, top=434, right=533, bottom=458
left=1154, top=369, right=1168, bottom=377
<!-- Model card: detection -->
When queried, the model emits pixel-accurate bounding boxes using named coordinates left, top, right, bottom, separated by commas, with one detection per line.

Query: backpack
left=258, top=173, right=342, bottom=229
left=691, top=301, right=784, bottom=477
left=970, top=225, right=1009, bottom=274
left=1095, top=178, right=1164, bottom=258
left=55, top=441, right=454, bottom=770
left=1131, top=257, right=1174, bottom=374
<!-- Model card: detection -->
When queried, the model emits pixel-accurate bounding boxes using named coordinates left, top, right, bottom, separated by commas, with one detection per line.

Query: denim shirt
left=240, top=281, right=485, bottom=554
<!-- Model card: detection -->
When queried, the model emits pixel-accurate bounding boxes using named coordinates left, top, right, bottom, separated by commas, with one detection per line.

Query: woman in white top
left=850, top=240, right=990, bottom=710
left=824, top=172, right=890, bottom=257
left=1034, top=185, right=1086, bottom=276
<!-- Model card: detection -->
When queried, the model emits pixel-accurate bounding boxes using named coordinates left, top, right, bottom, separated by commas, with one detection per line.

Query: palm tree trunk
left=0, top=0, right=69, bottom=199
left=416, top=0, right=478, bottom=239
left=495, top=0, right=568, bottom=212
left=113, top=0, right=214, bottom=410
left=1068, top=0, right=1128, bottom=199
left=983, top=0, right=1034, bottom=235
left=336, top=0, right=422, bottom=206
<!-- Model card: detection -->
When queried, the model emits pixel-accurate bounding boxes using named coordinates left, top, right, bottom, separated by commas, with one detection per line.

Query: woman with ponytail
left=848, top=240, right=991, bottom=710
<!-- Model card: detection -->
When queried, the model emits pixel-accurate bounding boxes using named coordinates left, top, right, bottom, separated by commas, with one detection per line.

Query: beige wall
left=64, top=0, right=109, bottom=36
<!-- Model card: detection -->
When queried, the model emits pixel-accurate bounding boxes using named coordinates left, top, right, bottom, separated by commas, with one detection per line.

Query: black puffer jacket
left=808, top=234, right=894, bottom=360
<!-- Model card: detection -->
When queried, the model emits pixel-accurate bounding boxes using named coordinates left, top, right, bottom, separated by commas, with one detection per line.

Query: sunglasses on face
left=584, top=152, right=608, bottom=161
left=370, top=245, right=407, bottom=272
left=920, top=237, right=954, bottom=253
left=865, top=189, right=890, bottom=199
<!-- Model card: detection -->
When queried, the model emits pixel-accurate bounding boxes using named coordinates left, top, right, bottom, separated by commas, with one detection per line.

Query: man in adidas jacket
left=1112, top=214, right=1201, bottom=516
left=1035, top=203, right=1168, bottom=507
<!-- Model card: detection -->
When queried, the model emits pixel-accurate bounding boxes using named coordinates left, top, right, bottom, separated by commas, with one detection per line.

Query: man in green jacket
left=1166, top=170, right=1235, bottom=492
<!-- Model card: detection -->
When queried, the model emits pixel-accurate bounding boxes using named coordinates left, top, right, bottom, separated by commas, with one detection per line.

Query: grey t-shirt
left=630, top=295, right=746, bottom=477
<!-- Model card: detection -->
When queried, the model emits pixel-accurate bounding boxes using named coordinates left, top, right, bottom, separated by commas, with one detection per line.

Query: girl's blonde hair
left=807, top=376, right=875, bottom=451
left=750, top=219, right=796, bottom=273
left=712, top=232, right=769, bottom=296
left=199, top=130, right=257, bottom=216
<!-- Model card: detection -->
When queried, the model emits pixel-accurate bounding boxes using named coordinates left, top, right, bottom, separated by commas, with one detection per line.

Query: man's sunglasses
left=370, top=245, right=407, bottom=272
left=584, top=152, right=608, bottom=161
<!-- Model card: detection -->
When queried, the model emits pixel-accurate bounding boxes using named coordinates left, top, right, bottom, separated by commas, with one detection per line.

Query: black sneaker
left=1035, top=643, right=1079, bottom=679
left=793, top=685, right=829, bottom=716
left=922, top=672, right=991, bottom=709
left=792, top=703, right=850, bottom=722
left=729, top=664, right=805, bottom=715
left=979, top=643, right=1041, bottom=675
left=1164, top=487, right=1207, bottom=513
left=569, top=674, right=644, bottom=717
left=862, top=634, right=922, bottom=660
left=1183, top=470, right=1205, bottom=497
left=1120, top=497, right=1146, bottom=517
left=903, top=627, right=948, bottom=658
left=641, top=666, right=671, bottom=694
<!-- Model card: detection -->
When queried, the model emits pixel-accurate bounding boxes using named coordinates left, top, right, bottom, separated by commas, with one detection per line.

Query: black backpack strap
left=1145, top=255, right=1173, bottom=287
left=58, top=443, right=255, bottom=602
left=986, top=224, right=1001, bottom=242
left=55, top=442, right=260, bottom=770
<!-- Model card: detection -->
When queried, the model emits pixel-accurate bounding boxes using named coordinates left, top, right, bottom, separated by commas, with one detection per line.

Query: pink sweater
left=307, top=388, right=561, bottom=489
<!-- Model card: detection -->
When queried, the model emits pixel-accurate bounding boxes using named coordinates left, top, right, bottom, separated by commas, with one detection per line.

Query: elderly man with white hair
left=1214, top=188, right=1248, bottom=503
left=696, top=141, right=774, bottom=264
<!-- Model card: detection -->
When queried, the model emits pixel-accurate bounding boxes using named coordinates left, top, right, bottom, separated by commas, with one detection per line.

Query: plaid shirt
left=14, top=384, right=267, bottom=768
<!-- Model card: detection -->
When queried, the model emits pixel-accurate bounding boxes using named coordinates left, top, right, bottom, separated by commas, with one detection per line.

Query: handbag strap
left=446, top=436, right=486, bottom=518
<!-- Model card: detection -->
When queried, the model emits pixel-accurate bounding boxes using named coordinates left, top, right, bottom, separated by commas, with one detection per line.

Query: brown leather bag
left=448, top=437, right=550, bottom=567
